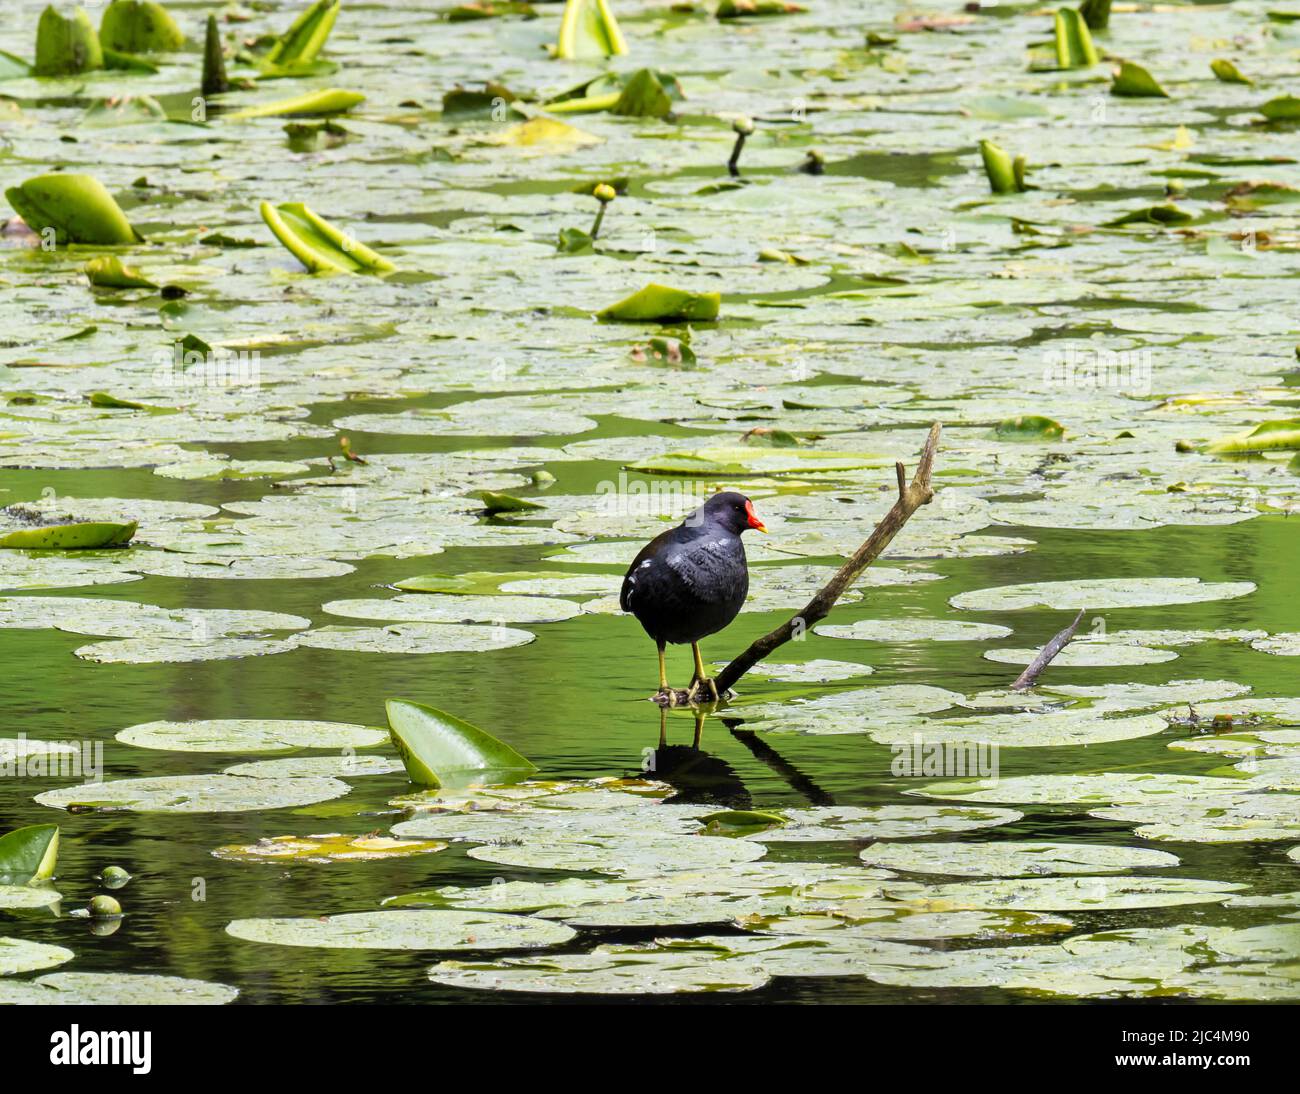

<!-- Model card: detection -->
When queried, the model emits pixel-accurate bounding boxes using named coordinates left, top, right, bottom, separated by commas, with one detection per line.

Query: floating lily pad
left=467, top=833, right=768, bottom=877
left=733, top=685, right=966, bottom=736
left=294, top=623, right=533, bottom=654
left=0, top=884, right=61, bottom=910
left=74, top=636, right=298, bottom=664
left=951, top=578, right=1255, bottom=612
left=0, top=972, right=238, bottom=1005
left=116, top=718, right=383, bottom=754
left=0, top=937, right=74, bottom=976
left=323, top=594, right=580, bottom=625
left=227, top=909, right=575, bottom=950
left=35, top=774, right=351, bottom=813
left=738, top=805, right=1023, bottom=842
left=214, top=832, right=446, bottom=864
left=983, top=644, right=1177, bottom=667
left=859, top=841, right=1179, bottom=878
left=816, top=619, right=1011, bottom=643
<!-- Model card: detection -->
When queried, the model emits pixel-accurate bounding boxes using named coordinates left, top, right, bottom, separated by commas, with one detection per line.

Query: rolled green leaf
left=385, top=699, right=537, bottom=788
left=1112, top=60, right=1169, bottom=98
left=99, top=0, right=185, bottom=54
left=260, top=200, right=395, bottom=275
left=1204, top=419, right=1300, bottom=454
left=596, top=283, right=721, bottom=322
left=556, top=0, right=628, bottom=60
left=979, top=139, right=1027, bottom=194
left=84, top=255, right=157, bottom=289
left=265, top=0, right=341, bottom=66
left=0, top=824, right=59, bottom=881
left=202, top=14, right=229, bottom=96
left=1078, top=0, right=1110, bottom=29
left=4, top=174, right=141, bottom=245
left=717, top=0, right=807, bottom=16
left=34, top=5, right=104, bottom=77
left=1054, top=9, right=1097, bottom=69
left=0, top=520, right=137, bottom=549
left=1210, top=58, right=1252, bottom=85
left=611, top=68, right=673, bottom=118
left=226, top=88, right=364, bottom=119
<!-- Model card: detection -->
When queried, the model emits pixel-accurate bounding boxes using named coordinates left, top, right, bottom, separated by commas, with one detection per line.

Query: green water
left=4, top=0, right=1300, bottom=1003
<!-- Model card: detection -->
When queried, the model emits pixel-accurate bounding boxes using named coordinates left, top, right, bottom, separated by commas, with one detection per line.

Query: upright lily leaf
left=98, top=0, right=186, bottom=53
left=556, top=0, right=628, bottom=60
left=34, top=6, right=104, bottom=77
left=1210, top=58, right=1252, bottom=85
left=260, top=201, right=395, bottom=275
left=1078, top=0, right=1110, bottom=28
left=477, top=490, right=542, bottom=514
left=226, top=89, right=365, bottom=119
left=0, top=824, right=59, bottom=881
left=1054, top=9, right=1097, bottom=69
left=1112, top=61, right=1169, bottom=98
left=202, top=14, right=229, bottom=96
left=597, top=283, right=721, bottom=322
left=385, top=699, right=537, bottom=788
left=265, top=0, right=341, bottom=66
left=979, top=140, right=1028, bottom=194
left=611, top=68, right=674, bottom=118
left=4, top=174, right=141, bottom=245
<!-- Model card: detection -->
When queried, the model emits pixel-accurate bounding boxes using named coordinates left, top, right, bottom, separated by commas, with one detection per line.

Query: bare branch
left=1011, top=608, right=1085, bottom=691
left=658, top=423, right=942, bottom=705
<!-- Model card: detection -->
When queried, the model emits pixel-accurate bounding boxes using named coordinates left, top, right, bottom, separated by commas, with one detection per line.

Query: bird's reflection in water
left=645, top=706, right=837, bottom=810
left=645, top=706, right=751, bottom=808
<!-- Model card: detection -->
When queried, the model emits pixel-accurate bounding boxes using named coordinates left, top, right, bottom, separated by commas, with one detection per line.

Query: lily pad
left=35, top=774, right=351, bottom=813
left=116, top=718, right=383, bottom=754
left=0, top=938, right=74, bottom=976
left=214, top=832, right=446, bottom=864
left=815, top=619, right=1011, bottom=642
left=859, top=841, right=1178, bottom=878
left=0, top=972, right=238, bottom=1005
left=227, top=909, right=575, bottom=950
left=951, top=578, right=1255, bottom=612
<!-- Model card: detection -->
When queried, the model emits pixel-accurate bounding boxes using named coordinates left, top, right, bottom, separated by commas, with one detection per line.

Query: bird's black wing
left=620, top=526, right=676, bottom=612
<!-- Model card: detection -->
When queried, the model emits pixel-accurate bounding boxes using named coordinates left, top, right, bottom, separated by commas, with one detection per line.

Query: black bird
left=620, top=491, right=766, bottom=703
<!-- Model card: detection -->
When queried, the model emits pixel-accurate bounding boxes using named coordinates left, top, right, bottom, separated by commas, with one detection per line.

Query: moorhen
left=620, top=491, right=767, bottom=704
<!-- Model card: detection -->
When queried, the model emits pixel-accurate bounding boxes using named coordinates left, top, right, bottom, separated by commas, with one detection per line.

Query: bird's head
left=695, top=491, right=767, bottom=535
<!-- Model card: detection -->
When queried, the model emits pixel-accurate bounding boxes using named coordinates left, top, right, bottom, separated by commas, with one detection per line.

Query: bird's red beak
left=744, top=500, right=767, bottom=533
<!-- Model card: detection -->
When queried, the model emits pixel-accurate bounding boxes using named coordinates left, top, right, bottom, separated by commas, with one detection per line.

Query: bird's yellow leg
left=656, top=642, right=677, bottom=707
left=687, top=642, right=720, bottom=703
